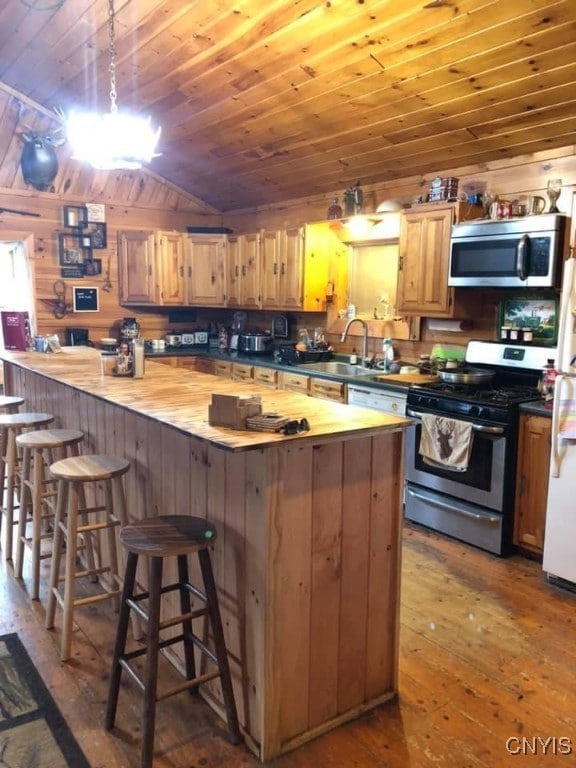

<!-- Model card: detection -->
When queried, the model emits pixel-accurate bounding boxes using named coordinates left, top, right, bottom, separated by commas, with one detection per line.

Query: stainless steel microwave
left=449, top=214, right=570, bottom=288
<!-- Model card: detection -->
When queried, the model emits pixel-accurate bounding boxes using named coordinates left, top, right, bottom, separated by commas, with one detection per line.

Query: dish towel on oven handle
left=419, top=414, right=474, bottom=471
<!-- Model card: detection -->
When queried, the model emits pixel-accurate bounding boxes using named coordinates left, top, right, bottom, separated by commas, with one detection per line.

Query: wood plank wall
left=2, top=86, right=575, bottom=368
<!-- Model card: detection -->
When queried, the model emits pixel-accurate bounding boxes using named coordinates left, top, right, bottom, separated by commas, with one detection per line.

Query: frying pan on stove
left=437, top=367, right=495, bottom=385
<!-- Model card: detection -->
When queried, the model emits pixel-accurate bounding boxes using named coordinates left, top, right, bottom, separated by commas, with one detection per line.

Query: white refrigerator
left=543, top=255, right=576, bottom=587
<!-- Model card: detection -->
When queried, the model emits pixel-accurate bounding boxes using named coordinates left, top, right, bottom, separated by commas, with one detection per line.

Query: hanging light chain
left=108, top=0, right=118, bottom=113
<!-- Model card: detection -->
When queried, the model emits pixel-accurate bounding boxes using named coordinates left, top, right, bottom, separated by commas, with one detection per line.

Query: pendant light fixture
left=66, top=0, right=161, bottom=170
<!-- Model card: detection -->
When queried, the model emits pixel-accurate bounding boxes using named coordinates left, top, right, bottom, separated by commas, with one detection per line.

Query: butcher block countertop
left=0, top=348, right=411, bottom=452
left=2, top=346, right=407, bottom=761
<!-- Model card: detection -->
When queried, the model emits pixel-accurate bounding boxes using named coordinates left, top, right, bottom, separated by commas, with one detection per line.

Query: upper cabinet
left=232, top=224, right=339, bottom=312
left=396, top=202, right=482, bottom=317
left=118, top=230, right=158, bottom=305
left=227, top=232, right=261, bottom=310
left=158, top=231, right=186, bottom=305
left=185, top=234, right=227, bottom=306
left=118, top=230, right=186, bottom=306
left=261, top=227, right=304, bottom=310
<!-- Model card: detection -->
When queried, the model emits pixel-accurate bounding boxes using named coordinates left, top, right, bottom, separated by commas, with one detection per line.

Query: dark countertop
left=144, top=346, right=438, bottom=393
left=519, top=399, right=553, bottom=417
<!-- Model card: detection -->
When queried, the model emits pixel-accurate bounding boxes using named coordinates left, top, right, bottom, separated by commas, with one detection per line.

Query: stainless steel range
left=404, top=340, right=552, bottom=555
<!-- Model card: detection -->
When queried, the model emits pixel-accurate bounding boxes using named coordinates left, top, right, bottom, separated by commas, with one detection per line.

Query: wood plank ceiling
left=0, top=0, right=575, bottom=212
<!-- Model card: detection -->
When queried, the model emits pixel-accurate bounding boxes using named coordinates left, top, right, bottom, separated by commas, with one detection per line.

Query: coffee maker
left=65, top=327, right=90, bottom=346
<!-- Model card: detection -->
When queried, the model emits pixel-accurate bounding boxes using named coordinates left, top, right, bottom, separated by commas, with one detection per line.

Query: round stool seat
left=0, top=412, right=54, bottom=429
left=0, top=396, right=24, bottom=412
left=120, top=515, right=217, bottom=558
left=16, top=429, right=84, bottom=450
left=50, top=454, right=130, bottom=482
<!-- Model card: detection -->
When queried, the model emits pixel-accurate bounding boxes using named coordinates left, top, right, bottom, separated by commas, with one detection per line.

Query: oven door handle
left=405, top=409, right=505, bottom=435
left=405, top=486, right=501, bottom=524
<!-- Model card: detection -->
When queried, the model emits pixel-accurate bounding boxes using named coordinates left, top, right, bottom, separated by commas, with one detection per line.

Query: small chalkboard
left=271, top=315, right=289, bottom=338
left=73, top=286, right=99, bottom=313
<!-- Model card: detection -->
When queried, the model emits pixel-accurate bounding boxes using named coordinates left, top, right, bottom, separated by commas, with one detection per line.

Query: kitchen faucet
left=341, top=318, right=368, bottom=367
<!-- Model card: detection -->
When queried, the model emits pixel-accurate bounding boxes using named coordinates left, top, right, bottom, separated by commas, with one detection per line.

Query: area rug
left=0, top=633, right=91, bottom=768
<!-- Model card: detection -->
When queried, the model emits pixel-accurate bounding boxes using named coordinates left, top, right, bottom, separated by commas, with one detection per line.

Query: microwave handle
left=516, top=234, right=529, bottom=280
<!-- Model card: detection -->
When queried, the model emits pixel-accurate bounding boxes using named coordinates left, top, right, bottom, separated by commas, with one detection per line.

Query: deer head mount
left=19, top=126, right=65, bottom=192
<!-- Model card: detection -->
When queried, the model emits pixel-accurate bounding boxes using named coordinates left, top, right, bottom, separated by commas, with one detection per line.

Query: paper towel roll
left=427, top=320, right=473, bottom=333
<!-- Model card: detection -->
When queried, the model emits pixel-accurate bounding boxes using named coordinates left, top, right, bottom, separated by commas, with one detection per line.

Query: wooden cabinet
left=232, top=362, right=253, bottom=382
left=253, top=366, right=278, bottom=388
left=118, top=230, right=158, bottom=305
left=309, top=377, right=346, bottom=403
left=227, top=233, right=261, bottom=308
left=514, top=413, right=552, bottom=557
left=396, top=202, right=481, bottom=317
left=157, top=232, right=185, bottom=305
left=193, top=356, right=215, bottom=375
left=213, top=359, right=233, bottom=378
left=118, top=230, right=185, bottom=306
left=185, top=234, right=226, bottom=306
left=258, top=225, right=333, bottom=312
left=279, top=370, right=309, bottom=395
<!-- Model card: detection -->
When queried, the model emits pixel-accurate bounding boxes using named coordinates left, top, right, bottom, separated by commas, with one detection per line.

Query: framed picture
left=73, top=286, right=99, bottom=312
left=60, top=266, right=85, bottom=279
left=84, top=258, right=102, bottom=276
left=85, top=203, right=106, bottom=223
left=499, top=296, right=559, bottom=345
left=90, top=222, right=107, bottom=249
left=63, top=205, right=88, bottom=229
left=78, top=233, right=93, bottom=250
left=58, top=233, right=84, bottom=265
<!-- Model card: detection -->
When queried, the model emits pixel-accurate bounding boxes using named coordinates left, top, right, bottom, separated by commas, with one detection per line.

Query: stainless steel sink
left=296, top=361, right=375, bottom=377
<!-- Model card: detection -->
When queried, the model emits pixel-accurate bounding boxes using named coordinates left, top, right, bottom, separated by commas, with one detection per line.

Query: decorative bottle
left=120, top=317, right=140, bottom=341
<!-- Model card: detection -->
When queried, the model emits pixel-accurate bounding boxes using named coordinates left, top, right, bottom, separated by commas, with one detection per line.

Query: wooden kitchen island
left=1, top=348, right=410, bottom=761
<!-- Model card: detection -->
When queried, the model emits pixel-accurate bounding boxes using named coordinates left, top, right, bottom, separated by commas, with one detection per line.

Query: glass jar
left=500, top=325, right=511, bottom=340
left=522, top=327, right=534, bottom=343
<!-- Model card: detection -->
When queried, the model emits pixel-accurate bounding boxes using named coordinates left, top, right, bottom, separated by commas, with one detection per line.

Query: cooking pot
left=437, top=367, right=495, bottom=385
left=165, top=333, right=182, bottom=347
left=238, top=332, right=274, bottom=355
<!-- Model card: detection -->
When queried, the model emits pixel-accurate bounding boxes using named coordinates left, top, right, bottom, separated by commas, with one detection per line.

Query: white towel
left=419, top=414, right=474, bottom=471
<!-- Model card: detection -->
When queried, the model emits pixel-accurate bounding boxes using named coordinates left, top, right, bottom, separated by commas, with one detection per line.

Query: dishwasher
left=347, top=383, right=408, bottom=415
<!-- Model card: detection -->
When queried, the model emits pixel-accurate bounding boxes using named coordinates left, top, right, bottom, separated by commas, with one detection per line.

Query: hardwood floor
left=1, top=520, right=575, bottom=767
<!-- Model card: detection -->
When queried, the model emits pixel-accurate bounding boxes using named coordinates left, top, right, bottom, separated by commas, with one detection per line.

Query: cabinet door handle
left=179, top=266, right=184, bottom=277
left=281, top=262, right=286, bottom=275
left=235, top=266, right=239, bottom=276
left=241, top=265, right=246, bottom=276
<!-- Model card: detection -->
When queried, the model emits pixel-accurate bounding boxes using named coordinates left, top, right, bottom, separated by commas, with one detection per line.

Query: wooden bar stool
left=15, top=428, right=85, bottom=600
left=45, top=454, right=130, bottom=661
left=0, top=412, right=54, bottom=562
left=0, top=395, right=24, bottom=511
left=105, top=515, right=241, bottom=768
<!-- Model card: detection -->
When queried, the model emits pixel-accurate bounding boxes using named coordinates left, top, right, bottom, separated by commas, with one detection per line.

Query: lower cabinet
left=214, top=360, right=233, bottom=378
left=232, top=362, right=253, bottom=382
left=514, top=412, right=552, bottom=557
left=308, top=377, right=346, bottom=403
left=253, top=366, right=279, bottom=388
left=278, top=370, right=310, bottom=395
